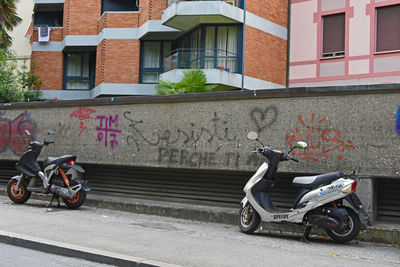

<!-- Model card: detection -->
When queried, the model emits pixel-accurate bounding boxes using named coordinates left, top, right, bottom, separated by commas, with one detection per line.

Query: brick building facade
left=31, top=0, right=288, bottom=99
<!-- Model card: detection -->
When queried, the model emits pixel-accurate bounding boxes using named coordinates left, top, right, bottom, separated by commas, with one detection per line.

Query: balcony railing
left=164, top=48, right=238, bottom=73
left=167, top=0, right=240, bottom=8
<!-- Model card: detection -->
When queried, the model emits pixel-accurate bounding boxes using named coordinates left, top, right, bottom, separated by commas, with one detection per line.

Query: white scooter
left=239, top=132, right=367, bottom=243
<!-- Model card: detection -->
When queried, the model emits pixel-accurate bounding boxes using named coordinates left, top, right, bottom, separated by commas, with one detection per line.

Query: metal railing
left=167, top=0, right=239, bottom=8
left=164, top=48, right=239, bottom=73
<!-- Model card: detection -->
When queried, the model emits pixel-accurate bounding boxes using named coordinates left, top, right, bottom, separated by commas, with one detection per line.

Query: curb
left=0, top=230, right=181, bottom=267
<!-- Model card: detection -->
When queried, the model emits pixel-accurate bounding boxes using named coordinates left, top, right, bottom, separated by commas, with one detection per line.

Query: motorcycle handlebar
left=44, top=141, right=54, bottom=146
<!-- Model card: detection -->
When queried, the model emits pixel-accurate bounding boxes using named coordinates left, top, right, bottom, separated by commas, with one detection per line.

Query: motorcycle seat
left=43, top=155, right=76, bottom=169
left=292, top=171, right=345, bottom=189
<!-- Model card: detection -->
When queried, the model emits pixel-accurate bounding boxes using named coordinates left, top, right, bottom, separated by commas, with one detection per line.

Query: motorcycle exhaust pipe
left=49, top=184, right=80, bottom=199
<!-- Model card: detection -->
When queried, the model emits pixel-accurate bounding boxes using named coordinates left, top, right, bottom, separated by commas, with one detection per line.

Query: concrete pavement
left=0, top=188, right=399, bottom=266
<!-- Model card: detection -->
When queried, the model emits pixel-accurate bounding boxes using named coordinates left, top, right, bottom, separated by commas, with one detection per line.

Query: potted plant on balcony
left=156, top=69, right=217, bottom=95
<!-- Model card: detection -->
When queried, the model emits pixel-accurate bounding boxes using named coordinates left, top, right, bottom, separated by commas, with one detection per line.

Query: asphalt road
left=0, top=243, right=111, bottom=266
left=0, top=195, right=399, bottom=267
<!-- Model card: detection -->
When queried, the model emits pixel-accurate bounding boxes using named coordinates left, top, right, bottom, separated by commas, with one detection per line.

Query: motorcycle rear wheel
left=62, top=180, right=87, bottom=209
left=239, top=204, right=261, bottom=234
left=325, top=207, right=361, bottom=243
left=7, top=178, right=31, bottom=204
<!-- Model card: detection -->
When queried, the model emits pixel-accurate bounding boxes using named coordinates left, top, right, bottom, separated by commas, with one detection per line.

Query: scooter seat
left=292, top=171, right=344, bottom=189
left=43, top=155, right=76, bottom=169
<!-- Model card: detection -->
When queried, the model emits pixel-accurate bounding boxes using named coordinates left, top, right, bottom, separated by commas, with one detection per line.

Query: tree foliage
left=0, top=48, right=42, bottom=103
left=0, top=0, right=21, bottom=48
left=156, top=69, right=217, bottom=95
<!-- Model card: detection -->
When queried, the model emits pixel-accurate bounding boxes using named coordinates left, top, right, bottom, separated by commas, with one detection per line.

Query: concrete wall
left=1, top=88, right=399, bottom=180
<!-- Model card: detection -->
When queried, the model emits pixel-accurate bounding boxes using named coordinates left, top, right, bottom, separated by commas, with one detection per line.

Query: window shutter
left=322, top=13, right=345, bottom=56
left=376, top=5, right=400, bottom=52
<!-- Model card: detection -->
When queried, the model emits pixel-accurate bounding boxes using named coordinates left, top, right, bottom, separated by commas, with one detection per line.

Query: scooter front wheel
left=239, top=204, right=261, bottom=234
left=7, top=178, right=31, bottom=204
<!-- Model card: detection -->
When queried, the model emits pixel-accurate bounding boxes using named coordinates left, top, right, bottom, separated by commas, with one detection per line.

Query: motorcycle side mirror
left=24, top=130, right=31, bottom=136
left=296, top=141, right=308, bottom=149
left=48, top=129, right=56, bottom=135
left=247, top=131, right=258, bottom=140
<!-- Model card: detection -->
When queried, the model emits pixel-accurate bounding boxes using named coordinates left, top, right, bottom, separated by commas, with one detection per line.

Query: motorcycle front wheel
left=62, top=180, right=87, bottom=209
left=7, top=178, right=31, bottom=204
left=325, top=207, right=361, bottom=243
left=239, top=204, right=261, bottom=234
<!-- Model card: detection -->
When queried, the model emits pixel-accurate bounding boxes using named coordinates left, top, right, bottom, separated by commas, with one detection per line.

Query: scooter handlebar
left=286, top=153, right=299, bottom=162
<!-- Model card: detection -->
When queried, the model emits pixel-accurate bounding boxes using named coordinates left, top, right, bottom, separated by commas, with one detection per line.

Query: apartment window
left=376, top=4, right=400, bottom=52
left=102, top=0, right=138, bottom=14
left=169, top=25, right=239, bottom=72
left=34, top=4, right=63, bottom=27
left=63, top=52, right=96, bottom=90
left=140, top=41, right=172, bottom=83
left=322, top=13, right=345, bottom=57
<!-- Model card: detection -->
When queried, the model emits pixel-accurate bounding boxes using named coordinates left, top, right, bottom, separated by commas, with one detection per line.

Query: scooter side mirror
left=247, top=131, right=258, bottom=140
left=296, top=141, right=308, bottom=149
left=24, top=130, right=31, bottom=136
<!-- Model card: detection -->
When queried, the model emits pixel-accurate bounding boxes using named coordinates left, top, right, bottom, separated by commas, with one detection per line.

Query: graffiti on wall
left=124, top=111, right=240, bottom=167
left=96, top=115, right=121, bottom=149
left=124, top=111, right=237, bottom=150
left=396, top=106, right=400, bottom=136
left=0, top=112, right=37, bottom=155
left=250, top=106, right=278, bottom=133
left=70, top=107, right=97, bottom=136
left=285, top=113, right=354, bottom=162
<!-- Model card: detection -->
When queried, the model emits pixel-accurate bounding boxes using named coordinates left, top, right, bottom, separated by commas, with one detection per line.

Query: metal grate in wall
left=377, top=178, right=400, bottom=222
left=0, top=160, right=298, bottom=208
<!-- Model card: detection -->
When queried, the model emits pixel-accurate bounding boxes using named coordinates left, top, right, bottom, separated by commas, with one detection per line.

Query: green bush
left=0, top=48, right=42, bottom=103
left=156, top=69, right=217, bottom=95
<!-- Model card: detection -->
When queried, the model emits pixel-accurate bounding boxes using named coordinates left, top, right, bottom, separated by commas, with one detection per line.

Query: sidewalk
left=1, top=186, right=398, bottom=245
left=0, top=187, right=398, bottom=266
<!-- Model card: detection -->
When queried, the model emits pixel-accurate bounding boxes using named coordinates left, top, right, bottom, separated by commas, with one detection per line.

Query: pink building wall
left=290, top=0, right=400, bottom=87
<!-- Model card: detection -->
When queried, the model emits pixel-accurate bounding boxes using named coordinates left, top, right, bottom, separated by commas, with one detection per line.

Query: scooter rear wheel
left=325, top=207, right=361, bottom=243
left=239, top=204, right=261, bottom=234
left=62, top=180, right=87, bottom=209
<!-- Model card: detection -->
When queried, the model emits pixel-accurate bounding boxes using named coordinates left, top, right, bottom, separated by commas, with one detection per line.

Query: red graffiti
left=70, top=107, right=96, bottom=120
left=58, top=122, right=70, bottom=138
left=0, top=112, right=36, bottom=155
left=285, top=113, right=354, bottom=162
left=70, top=107, right=96, bottom=136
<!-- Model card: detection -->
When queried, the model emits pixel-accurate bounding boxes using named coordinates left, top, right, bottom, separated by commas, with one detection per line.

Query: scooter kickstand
left=301, top=225, right=312, bottom=243
left=49, top=195, right=61, bottom=207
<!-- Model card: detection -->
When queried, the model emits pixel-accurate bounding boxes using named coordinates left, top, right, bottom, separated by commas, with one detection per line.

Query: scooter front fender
left=240, top=196, right=248, bottom=208
left=11, top=175, right=22, bottom=181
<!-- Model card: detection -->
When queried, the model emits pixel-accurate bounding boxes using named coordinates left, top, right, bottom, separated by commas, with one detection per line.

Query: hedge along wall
left=0, top=87, right=399, bottom=178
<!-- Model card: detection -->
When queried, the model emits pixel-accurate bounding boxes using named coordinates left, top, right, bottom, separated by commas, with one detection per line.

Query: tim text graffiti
left=96, top=115, right=121, bottom=149
left=0, top=112, right=37, bottom=155
left=286, top=113, right=354, bottom=162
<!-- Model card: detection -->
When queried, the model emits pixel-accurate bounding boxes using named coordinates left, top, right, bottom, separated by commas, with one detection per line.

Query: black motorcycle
left=7, top=129, right=91, bottom=209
